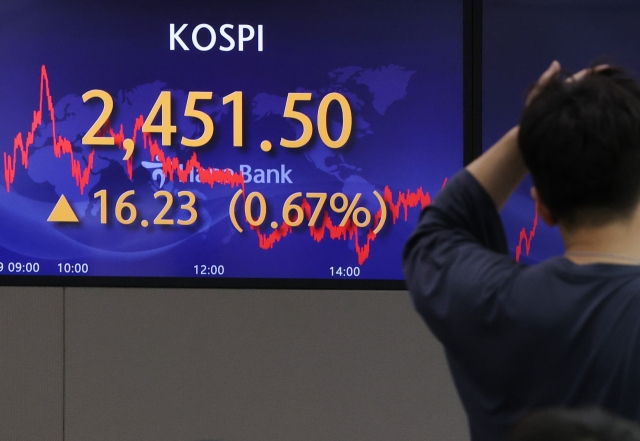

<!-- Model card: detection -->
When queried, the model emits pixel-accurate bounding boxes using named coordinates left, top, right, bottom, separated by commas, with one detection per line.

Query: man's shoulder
left=507, top=257, right=640, bottom=326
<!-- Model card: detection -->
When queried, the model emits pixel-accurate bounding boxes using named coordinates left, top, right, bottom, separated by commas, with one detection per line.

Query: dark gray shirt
left=403, top=169, right=640, bottom=441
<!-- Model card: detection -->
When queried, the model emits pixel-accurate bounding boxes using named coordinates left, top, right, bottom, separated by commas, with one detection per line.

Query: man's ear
left=531, top=187, right=557, bottom=226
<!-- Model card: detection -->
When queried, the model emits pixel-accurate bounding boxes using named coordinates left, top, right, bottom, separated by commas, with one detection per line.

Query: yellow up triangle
left=48, top=194, right=79, bottom=223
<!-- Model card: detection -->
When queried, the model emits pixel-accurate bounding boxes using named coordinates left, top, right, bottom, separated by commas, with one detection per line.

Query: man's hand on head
left=526, top=61, right=610, bottom=107
left=525, top=60, right=561, bottom=106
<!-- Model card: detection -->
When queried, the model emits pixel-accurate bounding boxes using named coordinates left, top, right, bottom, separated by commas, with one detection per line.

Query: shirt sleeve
left=403, top=169, right=525, bottom=357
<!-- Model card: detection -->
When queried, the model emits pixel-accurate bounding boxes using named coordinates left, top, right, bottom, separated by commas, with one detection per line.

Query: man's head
left=519, top=66, right=640, bottom=229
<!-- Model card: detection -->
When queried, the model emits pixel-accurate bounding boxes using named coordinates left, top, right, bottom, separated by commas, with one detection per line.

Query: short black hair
left=519, top=66, right=640, bottom=228
left=511, top=407, right=640, bottom=441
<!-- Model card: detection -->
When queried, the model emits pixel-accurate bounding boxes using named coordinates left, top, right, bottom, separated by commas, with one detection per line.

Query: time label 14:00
left=82, top=90, right=352, bottom=150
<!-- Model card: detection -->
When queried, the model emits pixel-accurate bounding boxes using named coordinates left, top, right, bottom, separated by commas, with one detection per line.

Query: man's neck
left=561, top=210, right=640, bottom=265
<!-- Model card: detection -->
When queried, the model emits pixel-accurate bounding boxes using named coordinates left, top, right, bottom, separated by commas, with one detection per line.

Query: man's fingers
left=538, top=60, right=561, bottom=86
left=569, top=64, right=610, bottom=83
left=527, top=61, right=561, bottom=106
left=528, top=62, right=611, bottom=106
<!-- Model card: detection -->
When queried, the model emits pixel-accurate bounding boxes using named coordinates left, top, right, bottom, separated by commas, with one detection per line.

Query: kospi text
left=169, top=24, right=264, bottom=51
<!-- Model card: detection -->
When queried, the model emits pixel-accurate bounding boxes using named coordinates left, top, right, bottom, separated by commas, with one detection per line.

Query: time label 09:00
left=0, top=262, right=40, bottom=273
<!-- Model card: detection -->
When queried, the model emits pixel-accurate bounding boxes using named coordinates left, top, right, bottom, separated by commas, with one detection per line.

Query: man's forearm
left=466, top=126, right=528, bottom=211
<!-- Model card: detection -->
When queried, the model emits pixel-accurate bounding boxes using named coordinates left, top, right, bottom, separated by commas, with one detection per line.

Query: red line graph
left=249, top=184, right=443, bottom=264
left=3, top=66, right=244, bottom=195
left=3, top=66, right=96, bottom=193
left=3, top=65, right=444, bottom=264
left=515, top=203, right=539, bottom=262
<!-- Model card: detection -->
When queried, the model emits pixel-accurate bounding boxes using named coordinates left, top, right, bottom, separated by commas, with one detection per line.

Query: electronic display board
left=483, top=0, right=640, bottom=265
left=0, top=0, right=464, bottom=287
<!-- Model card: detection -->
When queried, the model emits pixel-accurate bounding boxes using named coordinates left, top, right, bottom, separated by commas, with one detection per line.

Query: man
left=403, top=61, right=640, bottom=441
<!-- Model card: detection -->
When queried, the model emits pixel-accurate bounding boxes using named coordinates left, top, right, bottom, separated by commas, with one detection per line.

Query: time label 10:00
left=58, top=263, right=89, bottom=274
left=82, top=90, right=352, bottom=150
